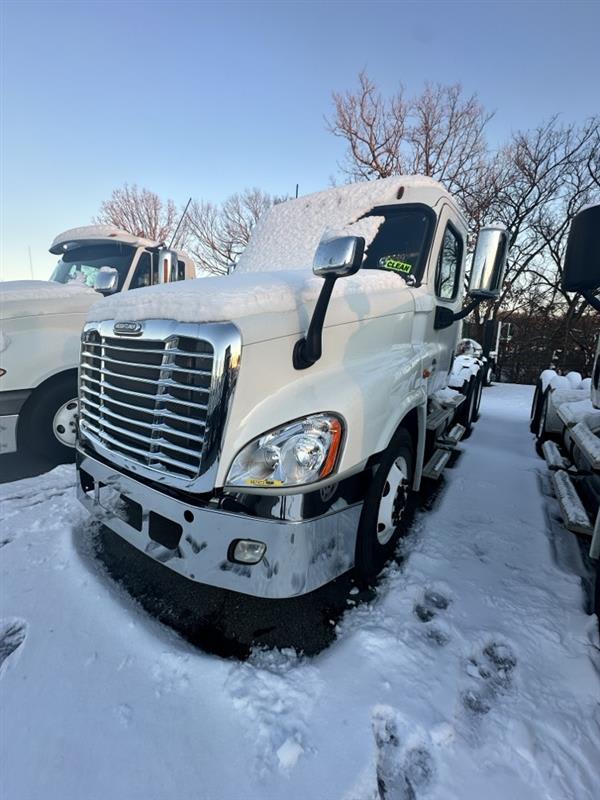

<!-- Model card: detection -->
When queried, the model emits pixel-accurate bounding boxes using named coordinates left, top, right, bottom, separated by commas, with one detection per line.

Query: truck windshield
left=50, top=243, right=136, bottom=289
left=362, top=206, right=435, bottom=281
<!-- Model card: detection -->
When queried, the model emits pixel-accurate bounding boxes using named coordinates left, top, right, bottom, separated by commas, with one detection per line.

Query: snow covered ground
left=1, top=384, right=599, bottom=800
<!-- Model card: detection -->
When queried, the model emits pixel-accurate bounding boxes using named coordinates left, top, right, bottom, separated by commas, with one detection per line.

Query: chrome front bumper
left=77, top=450, right=362, bottom=598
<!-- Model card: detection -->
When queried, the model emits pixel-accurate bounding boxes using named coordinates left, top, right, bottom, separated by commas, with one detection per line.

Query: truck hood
left=86, top=269, right=414, bottom=344
left=0, top=280, right=97, bottom=321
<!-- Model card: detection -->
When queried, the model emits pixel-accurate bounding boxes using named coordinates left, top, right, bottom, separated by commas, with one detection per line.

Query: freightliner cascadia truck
left=75, top=176, right=508, bottom=596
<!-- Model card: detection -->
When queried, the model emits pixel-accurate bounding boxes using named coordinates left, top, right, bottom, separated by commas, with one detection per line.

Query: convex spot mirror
left=94, top=267, right=119, bottom=296
left=562, top=205, right=600, bottom=293
left=313, top=235, right=366, bottom=278
left=468, top=226, right=509, bottom=300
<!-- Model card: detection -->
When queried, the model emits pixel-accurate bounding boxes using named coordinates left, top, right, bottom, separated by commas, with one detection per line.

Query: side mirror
left=468, top=226, right=509, bottom=299
left=562, top=205, right=600, bottom=293
left=94, top=267, right=119, bottom=296
left=158, top=249, right=179, bottom=283
left=313, top=235, right=365, bottom=278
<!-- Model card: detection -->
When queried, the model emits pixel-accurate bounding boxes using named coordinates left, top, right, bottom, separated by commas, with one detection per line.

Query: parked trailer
left=0, top=226, right=195, bottom=461
left=75, top=176, right=508, bottom=598
left=535, top=204, right=600, bottom=618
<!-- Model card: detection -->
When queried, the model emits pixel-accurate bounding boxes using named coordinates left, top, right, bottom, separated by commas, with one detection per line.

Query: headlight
left=226, top=413, right=344, bottom=488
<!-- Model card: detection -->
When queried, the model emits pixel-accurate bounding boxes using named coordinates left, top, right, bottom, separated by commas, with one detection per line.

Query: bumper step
left=550, top=469, right=593, bottom=535
left=541, top=440, right=570, bottom=470
left=570, top=422, right=600, bottom=470
left=439, top=423, right=466, bottom=448
left=422, top=448, right=452, bottom=480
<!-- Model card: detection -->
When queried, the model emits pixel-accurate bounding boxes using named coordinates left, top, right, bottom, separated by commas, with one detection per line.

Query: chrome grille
left=79, top=330, right=215, bottom=480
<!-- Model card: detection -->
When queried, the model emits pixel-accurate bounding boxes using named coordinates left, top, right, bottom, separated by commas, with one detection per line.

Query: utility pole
left=28, top=246, right=34, bottom=279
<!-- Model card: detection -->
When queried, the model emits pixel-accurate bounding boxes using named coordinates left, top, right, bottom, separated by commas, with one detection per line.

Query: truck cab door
left=411, top=203, right=466, bottom=394
left=126, top=249, right=189, bottom=290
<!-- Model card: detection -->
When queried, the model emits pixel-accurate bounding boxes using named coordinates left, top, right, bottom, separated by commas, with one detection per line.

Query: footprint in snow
left=413, top=590, right=451, bottom=646
left=0, top=619, right=27, bottom=674
left=461, top=641, right=517, bottom=716
left=372, top=705, right=435, bottom=800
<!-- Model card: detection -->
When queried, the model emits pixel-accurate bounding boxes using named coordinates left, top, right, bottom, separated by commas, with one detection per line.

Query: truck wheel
left=458, top=377, right=477, bottom=439
left=530, top=379, right=544, bottom=434
left=19, top=375, right=78, bottom=463
left=472, top=375, right=484, bottom=422
left=534, top=389, right=550, bottom=458
left=354, top=429, right=414, bottom=586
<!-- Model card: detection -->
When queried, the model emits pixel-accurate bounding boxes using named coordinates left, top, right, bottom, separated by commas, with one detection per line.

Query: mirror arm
left=293, top=275, right=337, bottom=370
left=583, top=289, right=600, bottom=313
left=434, top=296, right=482, bottom=330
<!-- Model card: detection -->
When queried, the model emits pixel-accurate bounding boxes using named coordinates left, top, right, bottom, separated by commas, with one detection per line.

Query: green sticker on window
left=380, top=256, right=413, bottom=274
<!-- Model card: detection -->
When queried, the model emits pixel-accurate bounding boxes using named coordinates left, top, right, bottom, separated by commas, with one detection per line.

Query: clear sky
left=1, top=0, right=598, bottom=281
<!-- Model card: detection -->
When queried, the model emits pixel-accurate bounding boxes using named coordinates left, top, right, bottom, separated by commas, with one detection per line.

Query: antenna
left=168, top=197, right=192, bottom=249
left=28, top=246, right=34, bottom=279
left=295, top=183, right=299, bottom=199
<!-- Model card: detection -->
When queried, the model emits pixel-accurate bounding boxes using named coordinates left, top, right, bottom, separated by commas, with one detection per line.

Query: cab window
left=362, top=206, right=434, bottom=283
left=436, top=224, right=463, bottom=300
left=129, top=252, right=154, bottom=290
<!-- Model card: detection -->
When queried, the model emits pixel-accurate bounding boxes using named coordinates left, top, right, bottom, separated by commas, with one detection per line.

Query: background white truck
left=0, top=226, right=195, bottom=461
left=533, top=204, right=600, bottom=620
left=75, top=176, right=508, bottom=598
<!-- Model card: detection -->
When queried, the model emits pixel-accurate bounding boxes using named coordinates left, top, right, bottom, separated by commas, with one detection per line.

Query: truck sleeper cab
left=76, top=176, right=507, bottom=598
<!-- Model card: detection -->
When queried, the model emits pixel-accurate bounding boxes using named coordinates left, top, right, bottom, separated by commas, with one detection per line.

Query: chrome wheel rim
left=52, top=398, right=78, bottom=447
left=376, top=455, right=409, bottom=545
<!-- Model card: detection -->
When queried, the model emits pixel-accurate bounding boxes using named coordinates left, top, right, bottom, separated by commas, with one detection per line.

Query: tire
left=457, top=377, right=477, bottom=439
left=530, top=379, right=543, bottom=434
left=472, top=374, right=484, bottom=423
left=483, top=363, right=494, bottom=387
left=18, top=374, right=78, bottom=463
left=354, top=428, right=414, bottom=586
left=534, top=388, right=550, bottom=459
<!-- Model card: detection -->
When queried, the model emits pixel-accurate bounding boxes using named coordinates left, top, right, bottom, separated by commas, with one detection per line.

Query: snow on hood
left=86, top=267, right=407, bottom=344
left=0, top=280, right=97, bottom=321
left=236, top=175, right=442, bottom=273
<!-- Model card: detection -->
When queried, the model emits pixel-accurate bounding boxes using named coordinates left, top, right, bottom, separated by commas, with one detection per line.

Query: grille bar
left=83, top=341, right=213, bottom=359
left=81, top=363, right=210, bottom=394
left=80, top=400, right=205, bottom=444
left=80, top=419, right=202, bottom=474
left=80, top=387, right=206, bottom=427
left=81, top=350, right=212, bottom=377
left=80, top=374, right=209, bottom=411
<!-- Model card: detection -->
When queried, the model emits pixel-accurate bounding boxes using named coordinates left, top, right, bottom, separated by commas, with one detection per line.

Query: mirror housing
left=94, top=267, right=119, bottom=296
left=158, top=249, right=179, bottom=283
left=562, top=205, right=600, bottom=293
left=313, top=235, right=365, bottom=278
left=468, top=226, right=509, bottom=299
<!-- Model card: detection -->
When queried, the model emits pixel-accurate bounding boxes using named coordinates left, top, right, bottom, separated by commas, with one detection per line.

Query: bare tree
left=328, top=72, right=493, bottom=219
left=186, top=188, right=280, bottom=275
left=94, top=184, right=179, bottom=243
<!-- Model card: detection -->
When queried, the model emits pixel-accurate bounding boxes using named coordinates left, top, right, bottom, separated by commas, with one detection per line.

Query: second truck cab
left=0, top=226, right=195, bottom=460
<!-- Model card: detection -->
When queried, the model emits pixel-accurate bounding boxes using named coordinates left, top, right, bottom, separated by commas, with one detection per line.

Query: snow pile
left=1, top=385, right=599, bottom=800
left=0, top=280, right=95, bottom=309
left=236, top=175, right=440, bottom=273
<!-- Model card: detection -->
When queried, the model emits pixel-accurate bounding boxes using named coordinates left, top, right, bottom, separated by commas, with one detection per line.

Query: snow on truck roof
left=49, top=225, right=161, bottom=255
left=236, top=174, right=456, bottom=273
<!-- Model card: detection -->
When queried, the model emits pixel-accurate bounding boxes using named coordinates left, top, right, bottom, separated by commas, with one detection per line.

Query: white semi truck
left=75, top=176, right=508, bottom=597
left=533, top=204, right=600, bottom=619
left=0, top=226, right=195, bottom=461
